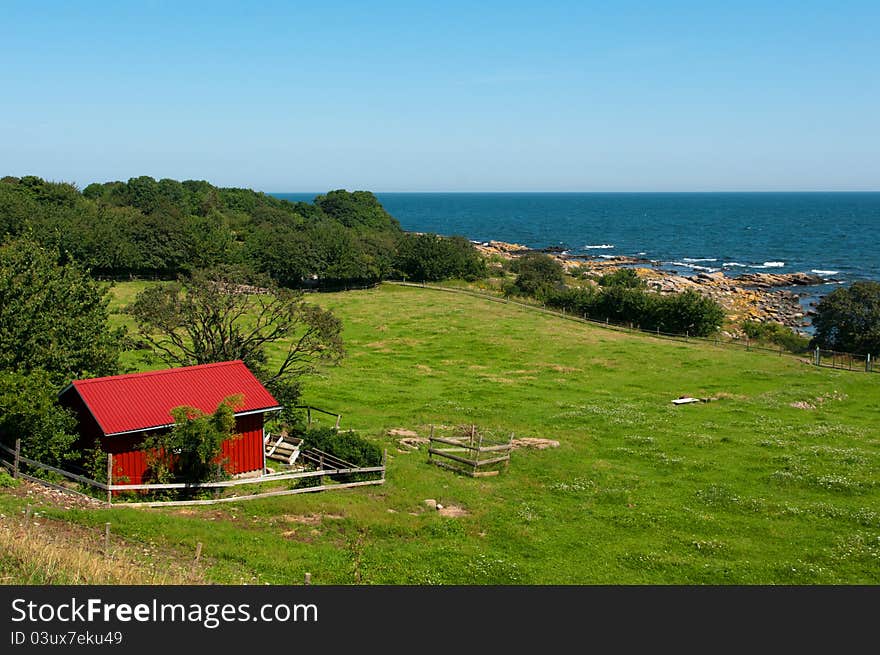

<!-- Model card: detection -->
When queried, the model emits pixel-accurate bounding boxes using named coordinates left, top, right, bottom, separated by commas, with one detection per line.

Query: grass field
left=2, top=281, right=878, bottom=584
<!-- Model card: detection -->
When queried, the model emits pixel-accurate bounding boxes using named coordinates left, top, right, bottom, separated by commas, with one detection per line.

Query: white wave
left=671, top=261, right=720, bottom=273
left=723, top=262, right=747, bottom=267
left=584, top=244, right=614, bottom=249
left=598, top=254, right=617, bottom=259
left=762, top=261, right=785, bottom=268
left=683, top=257, right=718, bottom=263
left=637, top=252, right=647, bottom=255
left=811, top=269, right=839, bottom=276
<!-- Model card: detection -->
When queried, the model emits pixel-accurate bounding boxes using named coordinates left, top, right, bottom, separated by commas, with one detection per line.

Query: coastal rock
left=735, top=272, right=834, bottom=288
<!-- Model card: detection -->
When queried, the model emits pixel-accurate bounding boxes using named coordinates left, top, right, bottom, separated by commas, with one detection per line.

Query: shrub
left=544, top=286, right=724, bottom=337
left=598, top=268, right=645, bottom=289
left=300, top=427, right=383, bottom=470
left=508, top=254, right=564, bottom=298
left=742, top=321, right=810, bottom=353
left=143, top=396, right=241, bottom=483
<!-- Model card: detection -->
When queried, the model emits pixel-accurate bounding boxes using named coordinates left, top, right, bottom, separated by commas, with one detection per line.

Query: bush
left=300, top=427, right=383, bottom=474
left=142, top=396, right=241, bottom=483
left=742, top=321, right=810, bottom=353
left=507, top=254, right=564, bottom=298
left=656, top=290, right=725, bottom=336
left=598, top=268, right=645, bottom=289
left=544, top=286, right=724, bottom=337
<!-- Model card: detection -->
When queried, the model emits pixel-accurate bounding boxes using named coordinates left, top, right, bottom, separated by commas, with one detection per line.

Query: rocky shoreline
left=474, top=240, right=838, bottom=332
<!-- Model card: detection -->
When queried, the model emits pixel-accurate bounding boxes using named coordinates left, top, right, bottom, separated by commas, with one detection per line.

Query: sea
left=272, top=191, right=880, bottom=295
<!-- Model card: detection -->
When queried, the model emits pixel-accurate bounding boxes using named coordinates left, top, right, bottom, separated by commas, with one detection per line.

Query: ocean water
left=272, top=192, right=880, bottom=284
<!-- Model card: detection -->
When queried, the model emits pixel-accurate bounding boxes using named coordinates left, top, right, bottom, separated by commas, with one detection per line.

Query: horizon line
left=266, top=189, right=880, bottom=194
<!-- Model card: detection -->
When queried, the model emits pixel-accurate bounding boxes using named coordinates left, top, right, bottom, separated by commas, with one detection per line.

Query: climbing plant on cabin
left=143, top=395, right=242, bottom=484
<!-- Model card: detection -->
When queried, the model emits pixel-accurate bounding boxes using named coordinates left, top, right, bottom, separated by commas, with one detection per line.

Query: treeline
left=0, top=175, right=485, bottom=287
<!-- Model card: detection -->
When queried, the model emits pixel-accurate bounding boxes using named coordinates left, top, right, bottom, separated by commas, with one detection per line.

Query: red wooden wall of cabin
left=99, top=413, right=265, bottom=485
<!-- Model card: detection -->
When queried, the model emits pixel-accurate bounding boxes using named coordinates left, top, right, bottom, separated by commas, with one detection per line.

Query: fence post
left=868, top=353, right=872, bottom=373
left=307, top=407, right=312, bottom=426
left=335, top=414, right=341, bottom=430
left=428, top=425, right=434, bottom=464
left=193, top=542, right=203, bottom=572
left=304, top=572, right=311, bottom=585
left=103, top=522, right=111, bottom=557
left=106, top=454, right=113, bottom=507
left=474, top=431, right=483, bottom=476
left=814, top=347, right=820, bottom=366
left=12, top=438, right=20, bottom=479
left=382, top=449, right=387, bottom=481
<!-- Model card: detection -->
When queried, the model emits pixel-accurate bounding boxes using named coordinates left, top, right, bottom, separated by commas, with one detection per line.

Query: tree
left=143, top=396, right=241, bottom=483
left=314, top=190, right=402, bottom=232
left=394, top=233, right=487, bottom=282
left=128, top=268, right=344, bottom=419
left=811, top=281, right=880, bottom=355
left=0, top=369, right=78, bottom=465
left=0, top=239, right=122, bottom=384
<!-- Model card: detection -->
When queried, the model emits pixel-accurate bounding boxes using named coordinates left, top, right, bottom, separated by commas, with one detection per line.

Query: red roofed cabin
left=59, top=361, right=282, bottom=485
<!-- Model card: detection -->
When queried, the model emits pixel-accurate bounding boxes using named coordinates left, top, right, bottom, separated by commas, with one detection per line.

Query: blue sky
left=1, top=1, right=878, bottom=191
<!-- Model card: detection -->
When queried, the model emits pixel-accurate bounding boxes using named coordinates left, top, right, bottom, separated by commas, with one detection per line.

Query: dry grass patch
left=0, top=514, right=204, bottom=585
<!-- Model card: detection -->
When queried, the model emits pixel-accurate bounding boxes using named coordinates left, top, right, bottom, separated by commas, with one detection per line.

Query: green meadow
left=3, top=282, right=879, bottom=584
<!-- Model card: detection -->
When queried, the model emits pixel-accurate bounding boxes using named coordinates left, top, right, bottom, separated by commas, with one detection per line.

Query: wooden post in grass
left=106, top=454, right=113, bottom=506
left=474, top=431, right=483, bottom=476
left=12, top=438, right=20, bottom=479
left=506, top=433, right=514, bottom=471
left=193, top=542, right=202, bottom=572
left=103, top=523, right=111, bottom=557
left=428, top=425, right=434, bottom=464
left=304, top=572, right=311, bottom=585
left=382, top=449, right=387, bottom=480
left=307, top=407, right=312, bottom=426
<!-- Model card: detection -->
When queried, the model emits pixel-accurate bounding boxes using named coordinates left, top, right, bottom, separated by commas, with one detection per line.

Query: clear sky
left=1, top=1, right=878, bottom=192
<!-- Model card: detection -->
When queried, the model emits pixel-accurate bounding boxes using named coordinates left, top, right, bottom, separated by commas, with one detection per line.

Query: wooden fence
left=389, top=282, right=880, bottom=375
left=0, top=440, right=385, bottom=508
left=295, top=405, right=342, bottom=429
left=427, top=425, right=513, bottom=477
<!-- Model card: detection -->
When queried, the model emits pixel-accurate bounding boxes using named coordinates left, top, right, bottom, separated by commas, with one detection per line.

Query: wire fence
left=387, top=281, right=879, bottom=374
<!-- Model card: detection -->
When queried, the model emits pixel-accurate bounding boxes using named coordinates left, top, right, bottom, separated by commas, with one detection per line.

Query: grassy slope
left=4, top=282, right=878, bottom=584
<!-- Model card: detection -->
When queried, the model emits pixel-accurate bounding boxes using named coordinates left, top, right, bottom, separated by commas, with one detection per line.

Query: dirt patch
left=511, top=438, right=560, bottom=450
left=545, top=363, right=582, bottom=373
left=481, top=376, right=519, bottom=384
left=709, top=392, right=746, bottom=401
left=398, top=437, right=429, bottom=450
left=5, top=479, right=103, bottom=510
left=387, top=428, right=419, bottom=437
left=438, top=505, right=469, bottom=518
left=790, top=401, right=816, bottom=410
left=282, top=514, right=322, bottom=525
left=415, top=364, right=433, bottom=374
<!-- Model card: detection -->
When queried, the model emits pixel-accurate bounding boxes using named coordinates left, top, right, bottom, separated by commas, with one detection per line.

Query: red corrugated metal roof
left=67, top=360, right=281, bottom=436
